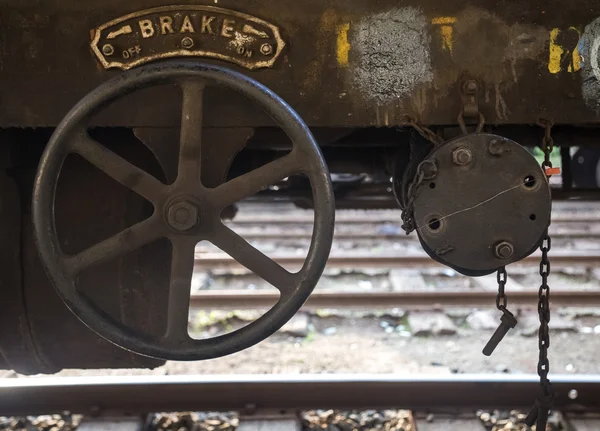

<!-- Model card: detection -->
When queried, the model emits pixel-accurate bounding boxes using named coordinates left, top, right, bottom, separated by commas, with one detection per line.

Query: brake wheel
left=32, top=60, right=334, bottom=360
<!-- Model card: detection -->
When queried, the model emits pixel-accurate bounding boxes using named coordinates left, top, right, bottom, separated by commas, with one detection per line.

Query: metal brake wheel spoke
left=209, top=222, right=296, bottom=295
left=69, top=128, right=165, bottom=203
left=165, top=237, right=198, bottom=341
left=210, top=153, right=302, bottom=210
left=177, top=79, right=205, bottom=184
left=64, top=215, right=163, bottom=277
left=32, top=60, right=334, bottom=361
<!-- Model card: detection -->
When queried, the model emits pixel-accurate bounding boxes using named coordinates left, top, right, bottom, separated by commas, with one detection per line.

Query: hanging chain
left=400, top=159, right=437, bottom=234
left=400, top=117, right=444, bottom=147
left=537, top=233, right=553, bottom=398
left=525, top=119, right=555, bottom=430
left=483, top=266, right=517, bottom=357
left=398, top=117, right=441, bottom=235
left=537, top=118, right=554, bottom=171
left=496, top=267, right=508, bottom=310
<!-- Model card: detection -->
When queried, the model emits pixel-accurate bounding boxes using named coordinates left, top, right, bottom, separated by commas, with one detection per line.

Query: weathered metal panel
left=0, top=0, right=599, bottom=127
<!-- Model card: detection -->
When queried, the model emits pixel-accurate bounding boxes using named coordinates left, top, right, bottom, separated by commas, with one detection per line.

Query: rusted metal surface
left=189, top=289, right=600, bottom=310
left=1, top=1, right=600, bottom=127
left=0, top=374, right=598, bottom=416
left=32, top=61, right=335, bottom=361
left=194, top=250, right=600, bottom=271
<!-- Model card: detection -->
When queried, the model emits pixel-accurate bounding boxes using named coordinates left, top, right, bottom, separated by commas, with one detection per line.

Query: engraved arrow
left=107, top=25, right=133, bottom=39
left=242, top=24, right=269, bottom=39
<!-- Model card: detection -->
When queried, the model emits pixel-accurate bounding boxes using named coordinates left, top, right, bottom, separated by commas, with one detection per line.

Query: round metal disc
left=413, top=133, right=551, bottom=275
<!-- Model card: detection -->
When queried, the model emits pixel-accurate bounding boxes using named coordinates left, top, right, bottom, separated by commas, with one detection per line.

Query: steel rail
left=227, top=214, right=600, bottom=225
left=0, top=374, right=598, bottom=416
left=195, top=250, right=600, bottom=271
left=189, top=289, right=600, bottom=310
left=220, top=229, right=600, bottom=241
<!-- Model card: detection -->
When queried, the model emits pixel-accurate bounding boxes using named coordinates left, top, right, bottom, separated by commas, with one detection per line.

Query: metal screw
left=452, top=147, right=473, bottom=166
left=102, top=44, right=115, bottom=56
left=568, top=389, right=578, bottom=400
left=181, top=37, right=194, bottom=49
left=464, top=80, right=478, bottom=94
left=494, top=241, right=515, bottom=260
left=260, top=43, right=273, bottom=55
left=167, top=201, right=199, bottom=231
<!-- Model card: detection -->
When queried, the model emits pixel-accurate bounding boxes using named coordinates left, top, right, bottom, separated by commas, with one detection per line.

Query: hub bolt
left=452, top=147, right=473, bottom=166
left=494, top=241, right=515, bottom=260
left=167, top=201, right=199, bottom=231
left=260, top=43, right=273, bottom=55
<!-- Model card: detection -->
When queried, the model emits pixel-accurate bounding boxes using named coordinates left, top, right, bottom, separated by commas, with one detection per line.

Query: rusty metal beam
left=0, top=374, right=598, bottom=416
left=3, top=2, right=600, bottom=127
left=195, top=250, right=600, bottom=271
left=189, top=289, right=600, bottom=310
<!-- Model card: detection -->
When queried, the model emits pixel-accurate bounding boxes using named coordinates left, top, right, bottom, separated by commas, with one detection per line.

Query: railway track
left=220, top=226, right=600, bottom=240
left=194, top=249, right=600, bottom=271
left=188, top=289, right=600, bottom=310
left=1, top=374, right=598, bottom=416
left=227, top=212, right=600, bottom=225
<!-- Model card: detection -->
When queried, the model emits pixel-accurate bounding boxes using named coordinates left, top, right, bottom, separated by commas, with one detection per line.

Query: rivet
left=181, top=37, right=194, bottom=49
left=102, top=44, right=115, bottom=56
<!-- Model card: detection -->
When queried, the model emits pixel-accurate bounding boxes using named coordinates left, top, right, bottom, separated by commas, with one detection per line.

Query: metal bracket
left=458, top=79, right=484, bottom=134
left=461, top=79, right=480, bottom=119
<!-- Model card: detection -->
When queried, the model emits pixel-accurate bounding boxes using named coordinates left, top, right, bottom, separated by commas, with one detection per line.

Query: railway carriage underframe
left=0, top=1, right=600, bottom=389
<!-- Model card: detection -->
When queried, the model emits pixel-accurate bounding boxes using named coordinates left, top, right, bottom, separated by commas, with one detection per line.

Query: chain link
left=525, top=121, right=555, bottom=429
left=496, top=267, right=508, bottom=310
left=457, top=112, right=485, bottom=135
left=399, top=117, right=444, bottom=147
left=537, top=232, right=554, bottom=398
left=537, top=118, right=554, bottom=170
left=397, top=118, right=443, bottom=234
left=400, top=159, right=437, bottom=234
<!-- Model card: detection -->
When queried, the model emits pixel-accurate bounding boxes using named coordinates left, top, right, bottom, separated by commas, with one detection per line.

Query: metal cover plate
left=413, top=133, right=551, bottom=274
left=90, top=6, right=286, bottom=70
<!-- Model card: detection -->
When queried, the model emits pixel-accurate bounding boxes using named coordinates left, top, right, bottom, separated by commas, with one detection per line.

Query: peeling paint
left=350, top=7, right=433, bottom=103
left=580, top=17, right=600, bottom=111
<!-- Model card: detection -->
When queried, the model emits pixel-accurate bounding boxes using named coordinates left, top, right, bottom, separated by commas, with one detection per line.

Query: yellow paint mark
left=432, top=17, right=456, bottom=54
left=549, top=27, right=581, bottom=74
left=568, top=26, right=581, bottom=72
left=337, top=23, right=350, bottom=67
left=431, top=16, right=456, bottom=25
left=548, top=28, right=562, bottom=74
left=439, top=25, right=453, bottom=53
